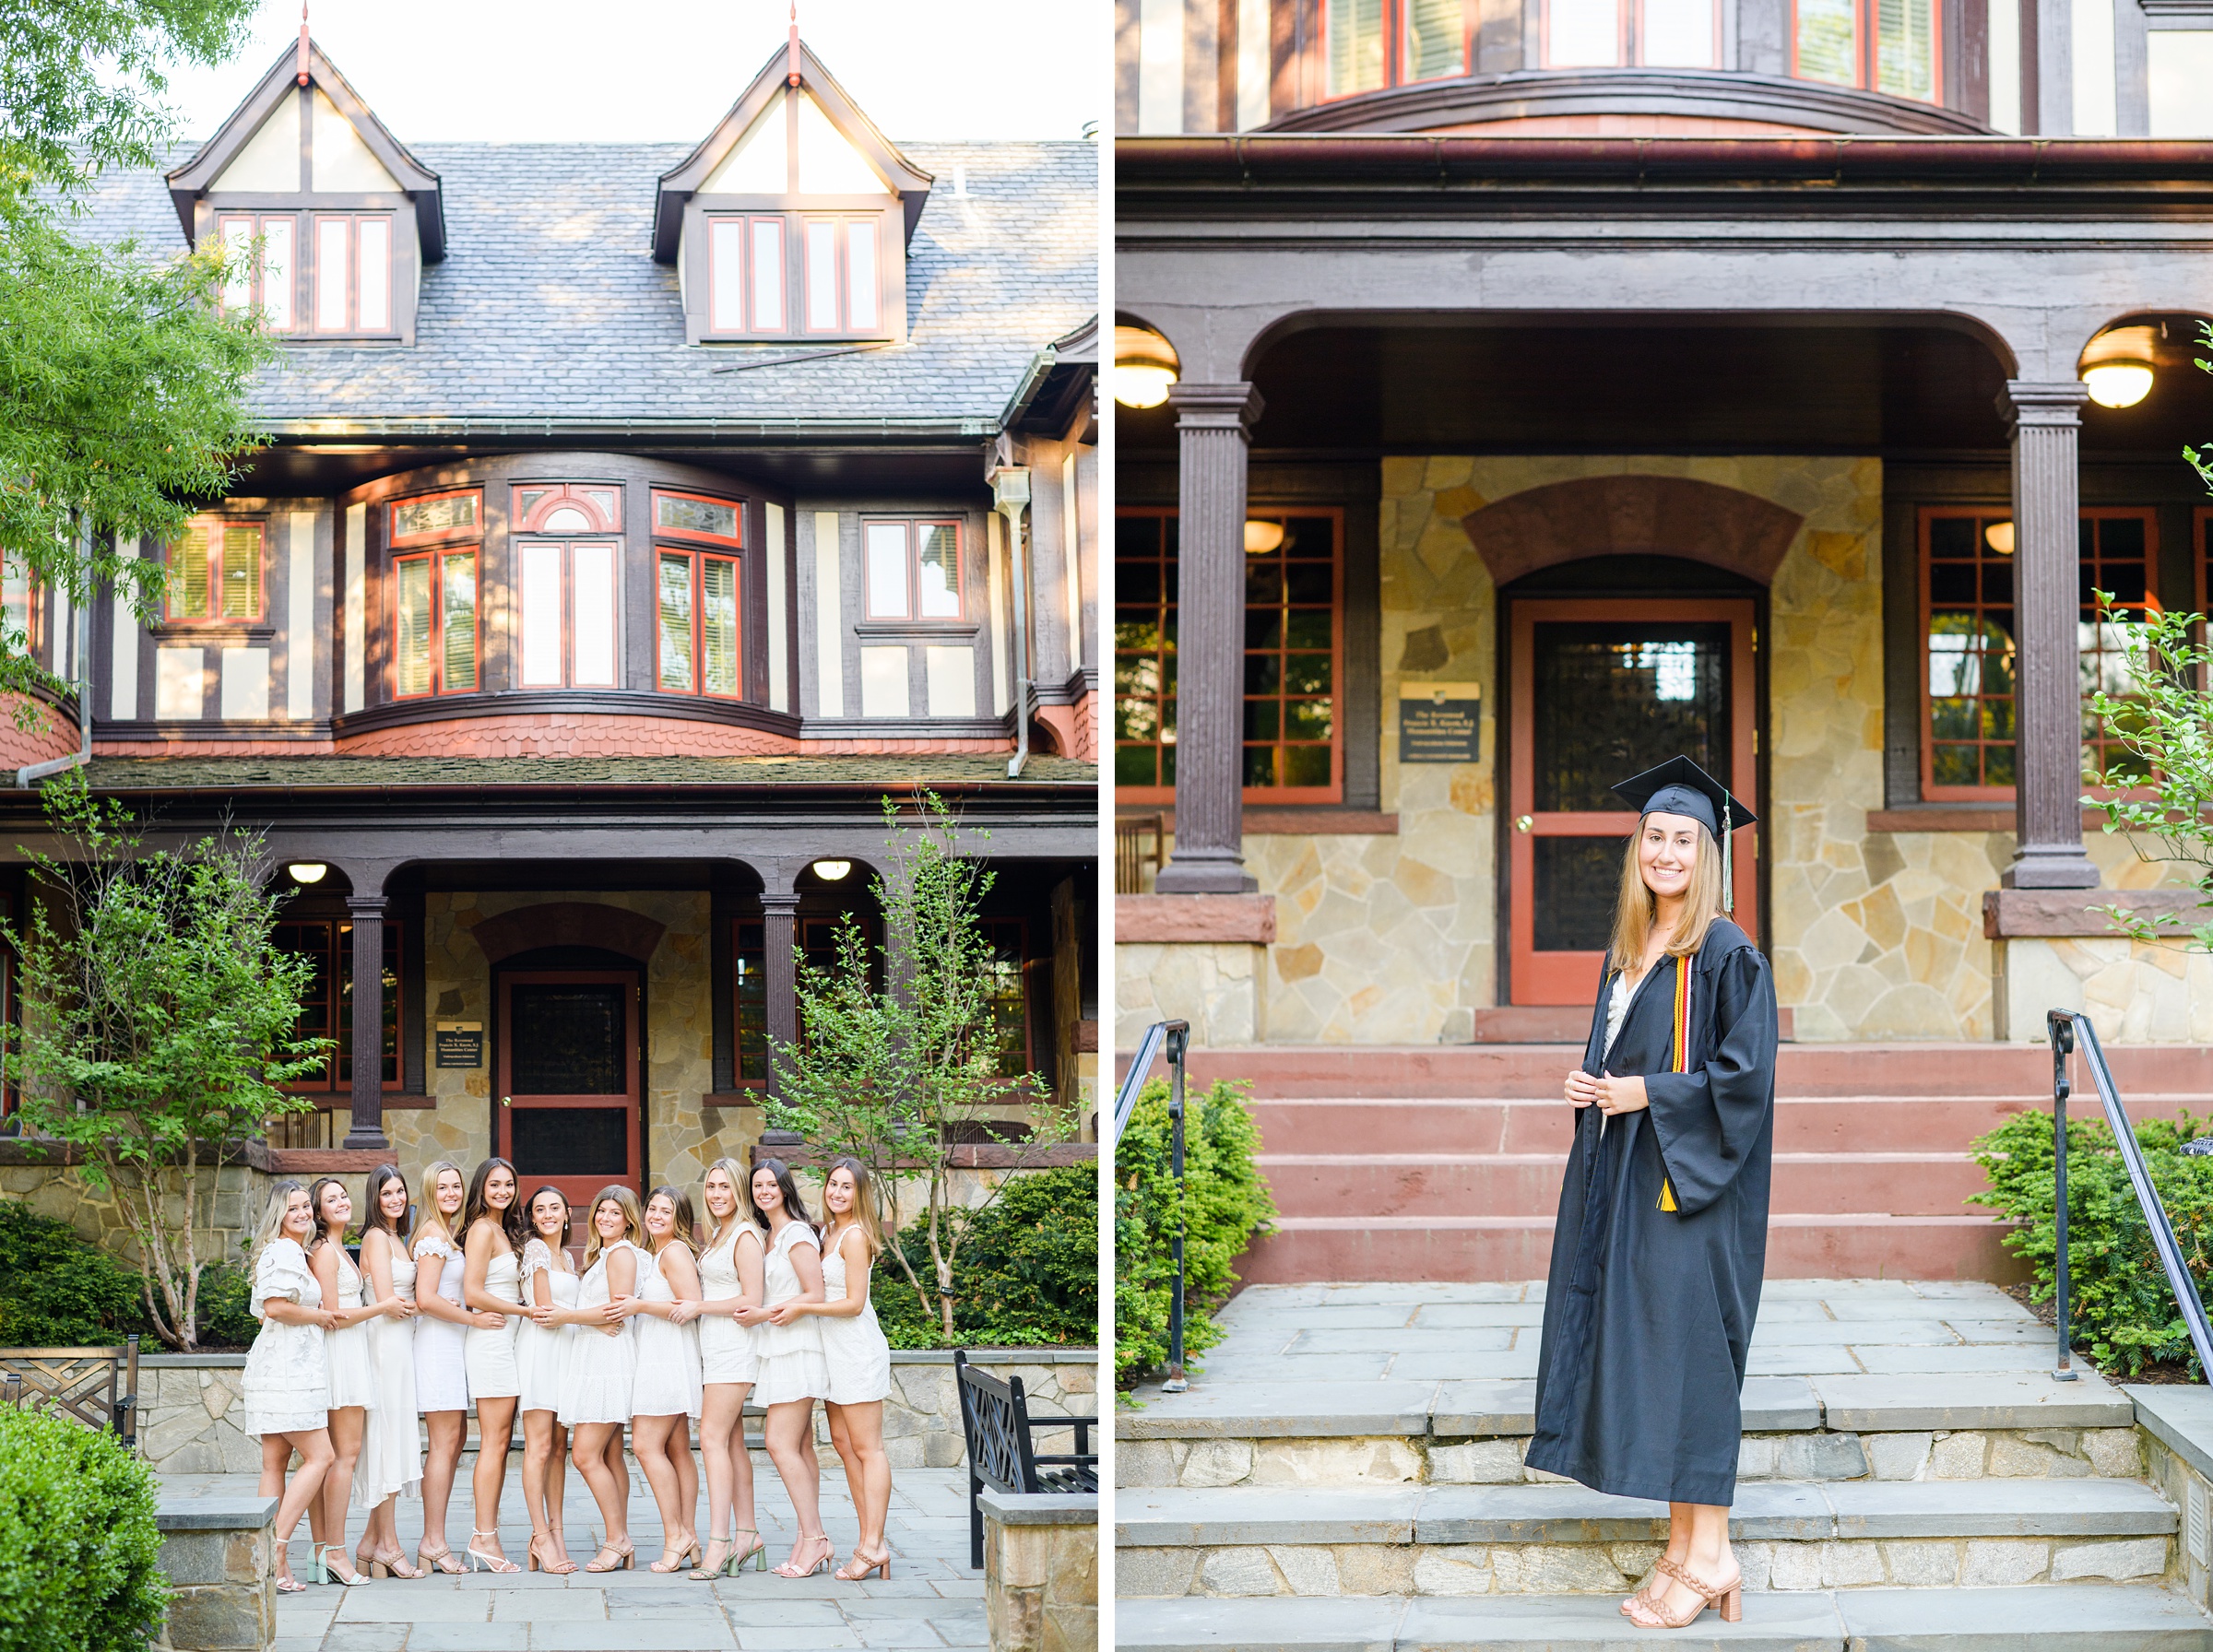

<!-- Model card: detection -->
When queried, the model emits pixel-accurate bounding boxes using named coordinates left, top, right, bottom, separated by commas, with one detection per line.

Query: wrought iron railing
left=263, top=1104, right=337, bottom=1152
left=1115, top=1019, right=1193, bottom=1391
left=2046, top=1009, right=2213, bottom=1380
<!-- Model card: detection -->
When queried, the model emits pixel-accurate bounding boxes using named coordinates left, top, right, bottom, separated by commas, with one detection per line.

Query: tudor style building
left=0, top=25, right=1098, bottom=1206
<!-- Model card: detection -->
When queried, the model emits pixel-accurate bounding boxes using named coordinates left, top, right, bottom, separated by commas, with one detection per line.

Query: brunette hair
left=1606, top=817, right=1725, bottom=974
left=823, top=1157, right=885, bottom=1260
left=417, top=1159, right=468, bottom=1247
left=644, top=1185, right=697, bottom=1256
left=304, top=1174, right=350, bottom=1255
left=747, top=1156, right=815, bottom=1238
left=583, top=1185, right=645, bottom=1268
left=524, top=1184, right=570, bottom=1244
left=361, top=1164, right=412, bottom=1245
left=463, top=1156, right=527, bottom=1249
left=251, top=1178, right=313, bottom=1272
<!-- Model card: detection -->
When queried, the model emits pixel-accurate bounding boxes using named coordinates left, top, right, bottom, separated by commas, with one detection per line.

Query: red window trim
left=651, top=488, right=746, bottom=547
left=165, top=516, right=266, bottom=624
left=276, top=915, right=405, bottom=1095
left=309, top=211, right=397, bottom=337
left=1537, top=0, right=1722, bottom=68
left=730, top=916, right=768, bottom=1092
left=862, top=517, right=965, bottom=623
left=656, top=547, right=745, bottom=699
left=1788, top=0, right=1944, bottom=100
left=389, top=546, right=479, bottom=700
left=705, top=214, right=791, bottom=336
left=978, top=915, right=1035, bottom=1079
left=514, top=538, right=623, bottom=691
left=388, top=488, right=484, bottom=549
left=512, top=482, right=622, bottom=536
left=1319, top=0, right=1474, bottom=100
left=215, top=212, right=297, bottom=332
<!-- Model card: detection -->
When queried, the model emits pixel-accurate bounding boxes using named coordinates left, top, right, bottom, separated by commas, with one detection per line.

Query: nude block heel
left=1720, top=1586, right=1742, bottom=1623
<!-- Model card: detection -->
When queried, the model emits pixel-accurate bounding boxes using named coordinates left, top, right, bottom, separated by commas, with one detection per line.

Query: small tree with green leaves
left=767, top=792, right=1074, bottom=1339
left=6, top=774, right=329, bottom=1350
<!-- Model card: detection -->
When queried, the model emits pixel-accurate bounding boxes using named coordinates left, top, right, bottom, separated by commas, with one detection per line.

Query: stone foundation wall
left=155, top=1495, right=275, bottom=1652
left=0, top=1145, right=272, bottom=1279
left=982, top=1490, right=1097, bottom=1652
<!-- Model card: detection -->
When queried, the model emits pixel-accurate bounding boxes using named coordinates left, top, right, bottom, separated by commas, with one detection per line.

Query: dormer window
left=313, top=214, right=394, bottom=334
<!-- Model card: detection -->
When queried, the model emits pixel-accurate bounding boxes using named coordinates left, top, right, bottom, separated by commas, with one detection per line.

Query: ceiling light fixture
left=1244, top=520, right=1285, bottom=554
left=2079, top=324, right=2158, bottom=409
left=1113, top=323, right=1179, bottom=409
left=811, top=858, right=852, bottom=881
left=1984, top=522, right=2015, bottom=555
left=287, top=862, right=328, bottom=884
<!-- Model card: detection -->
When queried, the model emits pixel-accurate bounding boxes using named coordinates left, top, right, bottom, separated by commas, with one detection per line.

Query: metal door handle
left=1516, top=815, right=1533, bottom=832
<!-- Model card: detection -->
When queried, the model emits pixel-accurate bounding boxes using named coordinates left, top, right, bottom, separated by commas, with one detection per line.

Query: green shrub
left=0, top=1205, right=148, bottom=1348
left=0, top=1403, right=169, bottom=1652
left=1972, top=1106, right=2213, bottom=1376
left=1115, top=1078, right=1276, bottom=1386
left=870, top=1163, right=1097, bottom=1350
left=192, top=1258, right=258, bottom=1351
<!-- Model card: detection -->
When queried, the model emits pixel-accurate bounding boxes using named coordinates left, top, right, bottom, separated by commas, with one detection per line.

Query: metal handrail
left=1112, top=1020, right=1194, bottom=1392
left=1113, top=1021, right=1172, bottom=1147
left=2047, top=1009, right=2213, bottom=1380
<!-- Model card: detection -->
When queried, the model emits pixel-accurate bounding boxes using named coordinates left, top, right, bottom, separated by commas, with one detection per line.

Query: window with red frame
left=704, top=212, right=885, bottom=339
left=657, top=551, right=741, bottom=696
left=733, top=920, right=767, bottom=1086
left=217, top=214, right=295, bottom=331
left=1326, top=0, right=1469, bottom=94
left=168, top=518, right=263, bottom=622
left=310, top=213, right=395, bottom=335
left=274, top=918, right=401, bottom=1091
left=393, top=548, right=479, bottom=697
left=863, top=520, right=962, bottom=620
left=1543, top=0, right=1721, bottom=65
left=389, top=489, right=482, bottom=547
left=1922, top=506, right=2158, bottom=797
left=977, top=918, right=1035, bottom=1080
left=1793, top=0, right=1938, bottom=100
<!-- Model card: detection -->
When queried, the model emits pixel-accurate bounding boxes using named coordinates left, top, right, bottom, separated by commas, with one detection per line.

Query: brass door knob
left=1516, top=815, right=1533, bottom=832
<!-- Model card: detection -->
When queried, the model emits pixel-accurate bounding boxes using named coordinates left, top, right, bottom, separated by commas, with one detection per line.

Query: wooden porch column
left=1156, top=382, right=1262, bottom=894
left=2001, top=380, right=2099, bottom=890
left=343, top=893, right=389, bottom=1150
left=759, top=888, right=804, bottom=1148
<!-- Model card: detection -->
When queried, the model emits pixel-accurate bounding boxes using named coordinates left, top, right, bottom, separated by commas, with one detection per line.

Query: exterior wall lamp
left=1984, top=522, right=2015, bottom=555
left=1114, top=323, right=1179, bottom=408
left=1244, top=519, right=1285, bottom=554
left=811, top=858, right=852, bottom=880
left=287, top=862, right=329, bottom=883
left=2080, top=325, right=2158, bottom=409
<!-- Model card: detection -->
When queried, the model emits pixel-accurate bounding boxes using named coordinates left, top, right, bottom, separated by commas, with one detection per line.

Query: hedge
left=0, top=1403, right=169, bottom=1652
left=871, top=1162, right=1098, bottom=1350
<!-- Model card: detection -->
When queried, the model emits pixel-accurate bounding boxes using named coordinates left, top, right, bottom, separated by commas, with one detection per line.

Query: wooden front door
left=1507, top=598, right=1757, bottom=1006
left=496, top=971, right=641, bottom=1214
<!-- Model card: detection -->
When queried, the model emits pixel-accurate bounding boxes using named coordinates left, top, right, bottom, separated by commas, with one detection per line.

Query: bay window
left=864, top=520, right=962, bottom=620
left=393, top=549, right=478, bottom=697
left=1794, top=0, right=1938, bottom=99
left=1544, top=0, right=1720, bottom=66
left=518, top=540, right=620, bottom=689
left=653, top=489, right=745, bottom=697
left=169, top=517, right=263, bottom=622
left=1327, top=0, right=1469, bottom=96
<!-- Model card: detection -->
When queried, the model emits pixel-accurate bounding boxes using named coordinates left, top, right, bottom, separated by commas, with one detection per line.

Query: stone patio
left=160, top=1461, right=987, bottom=1651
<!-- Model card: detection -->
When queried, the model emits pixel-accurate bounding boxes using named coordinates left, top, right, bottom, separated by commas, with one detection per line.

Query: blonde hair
left=1606, top=821, right=1725, bottom=974
left=583, top=1185, right=645, bottom=1268
left=251, top=1179, right=312, bottom=1274
left=701, top=1157, right=752, bottom=1252
left=417, top=1160, right=468, bottom=1247
left=824, top=1156, right=885, bottom=1261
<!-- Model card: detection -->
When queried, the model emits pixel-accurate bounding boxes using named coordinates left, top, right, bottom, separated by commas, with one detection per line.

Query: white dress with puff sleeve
left=242, top=1238, right=329, bottom=1437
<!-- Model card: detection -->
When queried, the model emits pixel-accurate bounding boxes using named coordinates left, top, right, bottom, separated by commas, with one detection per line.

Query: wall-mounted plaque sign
left=1398, top=683, right=1483, bottom=763
left=434, top=1021, right=483, bottom=1068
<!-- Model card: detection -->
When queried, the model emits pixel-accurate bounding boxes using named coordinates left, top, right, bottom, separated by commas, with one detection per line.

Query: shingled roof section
left=79, top=138, right=1098, bottom=430
left=63, top=754, right=1096, bottom=793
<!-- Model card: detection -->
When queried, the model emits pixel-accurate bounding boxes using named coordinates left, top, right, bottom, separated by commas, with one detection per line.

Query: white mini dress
left=411, top=1233, right=470, bottom=1414
left=696, top=1225, right=761, bottom=1386
left=819, top=1228, right=893, bottom=1405
left=241, top=1238, right=329, bottom=1437
left=630, top=1243, right=704, bottom=1419
left=516, top=1238, right=579, bottom=1416
left=462, top=1244, right=523, bottom=1401
left=355, top=1234, right=420, bottom=1507
left=559, top=1240, right=641, bottom=1427
left=321, top=1243, right=378, bottom=1411
left=751, top=1222, right=829, bottom=1408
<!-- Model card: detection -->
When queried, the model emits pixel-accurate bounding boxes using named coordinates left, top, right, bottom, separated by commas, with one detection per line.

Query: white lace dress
left=411, top=1233, right=469, bottom=1414
left=819, top=1229, right=892, bottom=1405
left=321, top=1243, right=378, bottom=1411
left=630, top=1243, right=703, bottom=1419
left=696, top=1226, right=760, bottom=1386
left=355, top=1235, right=420, bottom=1506
left=242, top=1238, right=329, bottom=1437
left=751, top=1222, right=829, bottom=1407
left=559, top=1240, right=640, bottom=1427
left=516, top=1238, right=579, bottom=1416
left=463, top=1245, right=523, bottom=1400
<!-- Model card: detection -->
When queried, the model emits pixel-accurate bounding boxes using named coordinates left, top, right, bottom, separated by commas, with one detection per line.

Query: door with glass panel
left=496, top=971, right=641, bottom=1216
left=1508, top=599, right=1757, bottom=1005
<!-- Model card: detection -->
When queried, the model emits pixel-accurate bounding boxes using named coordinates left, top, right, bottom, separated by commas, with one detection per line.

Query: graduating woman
left=1528, top=757, right=1780, bottom=1631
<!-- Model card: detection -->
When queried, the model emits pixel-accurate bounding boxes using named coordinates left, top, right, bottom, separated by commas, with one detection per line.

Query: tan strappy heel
left=1626, top=1555, right=1742, bottom=1627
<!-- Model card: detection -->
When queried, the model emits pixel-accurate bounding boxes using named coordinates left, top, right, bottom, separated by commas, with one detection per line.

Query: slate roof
left=65, top=754, right=1095, bottom=792
left=79, top=138, right=1097, bottom=433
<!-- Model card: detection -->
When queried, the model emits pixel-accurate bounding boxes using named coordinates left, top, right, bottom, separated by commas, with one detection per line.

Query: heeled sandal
left=583, top=1534, right=634, bottom=1573
left=649, top=1537, right=703, bottom=1574
left=466, top=1530, right=521, bottom=1575
left=1625, top=1556, right=1742, bottom=1628
left=773, top=1529, right=834, bottom=1578
left=415, top=1542, right=466, bottom=1576
left=834, top=1545, right=891, bottom=1582
left=358, top=1543, right=422, bottom=1580
left=1621, top=1553, right=1679, bottom=1618
left=311, top=1543, right=369, bottom=1587
left=273, top=1566, right=308, bottom=1595
left=527, top=1529, right=577, bottom=1575
left=730, top=1528, right=769, bottom=1573
left=690, top=1537, right=733, bottom=1580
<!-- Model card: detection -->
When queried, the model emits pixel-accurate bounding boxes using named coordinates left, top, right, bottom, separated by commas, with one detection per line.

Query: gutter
left=998, top=346, right=1057, bottom=431
left=18, top=538, right=94, bottom=789
left=992, top=468, right=1035, bottom=780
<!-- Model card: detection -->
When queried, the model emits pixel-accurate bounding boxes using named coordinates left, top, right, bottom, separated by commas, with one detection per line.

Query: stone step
left=1116, top=1586, right=2213, bottom=1650
left=1257, top=1150, right=1993, bottom=1220
left=1116, top=1480, right=2179, bottom=1598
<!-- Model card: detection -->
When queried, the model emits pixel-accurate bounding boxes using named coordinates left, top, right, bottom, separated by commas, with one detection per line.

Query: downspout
left=18, top=528, right=94, bottom=788
left=992, top=466, right=1033, bottom=779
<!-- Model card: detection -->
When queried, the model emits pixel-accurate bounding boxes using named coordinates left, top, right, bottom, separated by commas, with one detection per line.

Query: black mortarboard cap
left=1611, top=755, right=1757, bottom=837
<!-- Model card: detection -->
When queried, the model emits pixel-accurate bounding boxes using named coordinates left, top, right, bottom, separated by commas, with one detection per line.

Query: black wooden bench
left=0, top=1336, right=142, bottom=1451
left=953, top=1347, right=1096, bottom=1571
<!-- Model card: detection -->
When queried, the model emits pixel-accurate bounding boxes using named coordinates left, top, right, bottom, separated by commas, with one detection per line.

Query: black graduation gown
left=1525, top=917, right=1780, bottom=1507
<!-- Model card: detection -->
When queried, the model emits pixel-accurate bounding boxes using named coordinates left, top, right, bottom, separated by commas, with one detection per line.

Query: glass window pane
left=260, top=217, right=292, bottom=330
left=518, top=541, right=563, bottom=686
left=702, top=556, right=740, bottom=695
left=2, top=557, right=29, bottom=654
left=710, top=218, right=746, bottom=332
left=1643, top=0, right=1716, bottom=64
left=1876, top=0, right=1935, bottom=98
left=657, top=493, right=739, bottom=540
left=571, top=541, right=617, bottom=687
left=1328, top=0, right=1386, bottom=92
left=805, top=219, right=839, bottom=330
left=355, top=217, right=390, bottom=330
left=441, top=550, right=476, bottom=692
left=395, top=557, right=432, bottom=696
left=220, top=525, right=258, bottom=618
left=846, top=220, right=878, bottom=331
left=315, top=216, right=349, bottom=330
left=917, top=524, right=959, bottom=618
left=658, top=552, right=695, bottom=691
left=734, top=920, right=766, bottom=1082
left=172, top=529, right=210, bottom=619
left=865, top=523, right=909, bottom=618
left=751, top=218, right=784, bottom=331
left=1406, top=0, right=1465, bottom=77
left=1795, top=0, right=1859, bottom=83
left=394, top=492, right=477, bottom=539
left=219, top=218, right=254, bottom=313
left=1549, top=0, right=1622, bottom=65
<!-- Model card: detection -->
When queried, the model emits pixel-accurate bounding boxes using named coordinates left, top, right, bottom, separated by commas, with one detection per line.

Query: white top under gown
left=241, top=1238, right=329, bottom=1437
left=321, top=1243, right=378, bottom=1411
left=751, top=1222, right=829, bottom=1407
left=355, top=1238, right=420, bottom=1506
left=696, top=1226, right=761, bottom=1386
left=559, top=1240, right=641, bottom=1427
left=516, top=1238, right=579, bottom=1415
left=411, top=1233, right=470, bottom=1414
left=462, top=1245, right=523, bottom=1401
left=819, top=1228, right=893, bottom=1405
left=630, top=1243, right=704, bottom=1419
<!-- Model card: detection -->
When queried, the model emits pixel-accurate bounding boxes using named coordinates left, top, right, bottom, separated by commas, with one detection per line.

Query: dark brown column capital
left=759, top=890, right=804, bottom=1140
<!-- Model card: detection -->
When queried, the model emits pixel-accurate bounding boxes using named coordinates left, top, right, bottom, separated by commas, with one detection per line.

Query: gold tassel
left=1659, top=1178, right=1677, bottom=1212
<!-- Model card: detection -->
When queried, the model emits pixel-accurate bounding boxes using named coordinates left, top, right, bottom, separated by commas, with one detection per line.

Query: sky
left=159, top=0, right=1106, bottom=144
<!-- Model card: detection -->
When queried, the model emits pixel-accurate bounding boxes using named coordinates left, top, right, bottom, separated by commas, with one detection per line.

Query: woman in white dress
left=516, top=1185, right=580, bottom=1575
left=303, top=1175, right=396, bottom=1587
left=670, top=1157, right=768, bottom=1579
left=411, top=1160, right=492, bottom=1575
left=352, top=1165, right=423, bottom=1578
left=241, top=1180, right=340, bottom=1594
left=617, top=1185, right=704, bottom=1573
left=561, top=1186, right=645, bottom=1573
left=750, top=1158, right=832, bottom=1579
left=460, top=1157, right=531, bottom=1573
left=777, top=1157, right=895, bottom=1581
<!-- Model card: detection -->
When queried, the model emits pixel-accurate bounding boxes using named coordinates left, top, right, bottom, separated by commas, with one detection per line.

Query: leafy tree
left=5, top=774, right=329, bottom=1350
left=767, top=792, right=1075, bottom=1338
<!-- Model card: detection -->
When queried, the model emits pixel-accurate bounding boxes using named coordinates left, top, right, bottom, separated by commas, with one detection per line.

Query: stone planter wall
left=136, top=1348, right=1097, bottom=1475
left=155, top=1493, right=276, bottom=1652
left=981, top=1489, right=1097, bottom=1652
left=0, top=1140, right=273, bottom=1277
